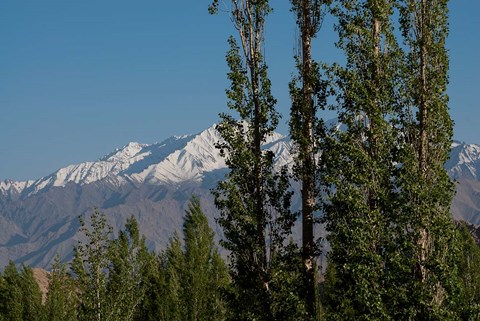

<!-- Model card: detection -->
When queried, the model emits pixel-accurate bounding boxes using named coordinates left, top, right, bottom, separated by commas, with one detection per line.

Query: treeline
left=0, top=208, right=479, bottom=321
left=0, top=197, right=229, bottom=321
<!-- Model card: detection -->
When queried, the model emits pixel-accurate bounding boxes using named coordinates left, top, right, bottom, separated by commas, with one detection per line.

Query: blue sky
left=0, top=1, right=478, bottom=180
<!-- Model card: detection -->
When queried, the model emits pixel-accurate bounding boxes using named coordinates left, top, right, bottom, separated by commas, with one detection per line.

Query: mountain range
left=0, top=124, right=479, bottom=269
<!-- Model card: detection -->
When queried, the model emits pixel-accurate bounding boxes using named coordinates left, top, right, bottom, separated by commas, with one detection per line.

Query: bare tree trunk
left=368, top=5, right=382, bottom=212
left=299, top=0, right=316, bottom=318
left=417, top=0, right=429, bottom=284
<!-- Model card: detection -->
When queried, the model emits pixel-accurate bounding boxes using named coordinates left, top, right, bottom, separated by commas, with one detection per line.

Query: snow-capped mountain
left=0, top=125, right=292, bottom=269
left=446, top=141, right=480, bottom=225
left=2, top=125, right=290, bottom=199
left=0, top=125, right=478, bottom=269
left=447, top=141, right=480, bottom=180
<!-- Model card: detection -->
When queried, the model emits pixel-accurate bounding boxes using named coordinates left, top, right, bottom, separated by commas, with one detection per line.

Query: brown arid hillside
left=32, top=268, right=49, bottom=303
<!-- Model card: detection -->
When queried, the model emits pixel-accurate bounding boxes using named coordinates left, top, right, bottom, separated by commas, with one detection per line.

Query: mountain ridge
left=0, top=125, right=479, bottom=269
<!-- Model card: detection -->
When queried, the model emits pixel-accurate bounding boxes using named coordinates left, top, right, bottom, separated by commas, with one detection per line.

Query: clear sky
left=0, top=1, right=478, bottom=181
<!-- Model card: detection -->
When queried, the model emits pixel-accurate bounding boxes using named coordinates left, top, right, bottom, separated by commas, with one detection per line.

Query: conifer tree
left=134, top=252, right=166, bottom=321
left=45, top=256, right=79, bottom=321
left=158, top=197, right=229, bottom=321
left=0, top=262, right=24, bottom=321
left=209, top=1, right=296, bottom=319
left=19, top=266, right=44, bottom=321
left=289, top=0, right=331, bottom=318
left=163, top=232, right=185, bottom=321
left=0, top=262, right=44, bottom=321
left=182, top=197, right=228, bottom=321
left=107, top=216, right=151, bottom=321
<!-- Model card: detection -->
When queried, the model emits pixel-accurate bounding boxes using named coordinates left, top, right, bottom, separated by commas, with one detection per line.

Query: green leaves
left=323, top=0, right=462, bottom=319
left=156, top=197, right=229, bottom=321
left=0, top=262, right=44, bottom=321
left=72, top=210, right=152, bottom=321
left=107, top=216, right=151, bottom=321
left=71, top=209, right=112, bottom=321
left=212, top=1, right=298, bottom=319
left=208, top=0, right=220, bottom=15
left=45, top=256, right=79, bottom=321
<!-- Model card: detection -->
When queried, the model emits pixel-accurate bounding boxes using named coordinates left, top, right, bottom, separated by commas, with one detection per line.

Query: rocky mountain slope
left=0, top=125, right=479, bottom=269
left=0, top=125, right=291, bottom=268
left=448, top=141, right=480, bottom=225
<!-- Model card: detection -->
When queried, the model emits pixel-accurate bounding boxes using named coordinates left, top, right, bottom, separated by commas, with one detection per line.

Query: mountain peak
left=100, top=142, right=147, bottom=162
left=1, top=124, right=290, bottom=196
left=447, top=141, right=480, bottom=180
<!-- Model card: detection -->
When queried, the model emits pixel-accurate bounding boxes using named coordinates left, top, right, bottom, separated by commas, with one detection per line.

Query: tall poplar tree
left=289, top=0, right=331, bottom=318
left=324, top=0, right=402, bottom=319
left=455, top=223, right=480, bottom=319
left=71, top=210, right=113, bottom=321
left=396, top=0, right=460, bottom=318
left=209, top=1, right=296, bottom=319
left=163, top=233, right=184, bottom=321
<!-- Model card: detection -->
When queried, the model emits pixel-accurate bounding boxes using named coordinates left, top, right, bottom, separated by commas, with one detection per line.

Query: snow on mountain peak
left=0, top=179, right=34, bottom=195
left=1, top=124, right=290, bottom=196
left=100, top=142, right=147, bottom=162
left=132, top=125, right=227, bottom=184
left=3, top=121, right=480, bottom=199
left=447, top=141, right=480, bottom=180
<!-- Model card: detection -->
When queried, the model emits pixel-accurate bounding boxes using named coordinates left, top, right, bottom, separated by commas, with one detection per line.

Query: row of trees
left=210, top=0, right=480, bottom=320
left=0, top=212, right=479, bottom=321
left=0, top=198, right=229, bottom=321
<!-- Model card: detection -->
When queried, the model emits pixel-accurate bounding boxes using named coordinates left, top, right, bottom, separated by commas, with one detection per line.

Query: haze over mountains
left=0, top=124, right=479, bottom=269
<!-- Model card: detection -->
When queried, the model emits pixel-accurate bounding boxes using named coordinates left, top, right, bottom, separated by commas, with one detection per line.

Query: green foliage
left=72, top=210, right=152, bottom=321
left=289, top=0, right=331, bottom=318
left=44, top=256, right=79, bottom=321
left=0, top=262, right=44, bottom=321
left=182, top=196, right=229, bottom=321
left=324, top=0, right=401, bottom=319
left=210, top=0, right=298, bottom=320
left=394, top=0, right=459, bottom=319
left=134, top=253, right=165, bottom=321
left=269, top=241, right=309, bottom=320
left=323, top=0, right=462, bottom=320
left=453, top=223, right=480, bottom=320
left=107, top=216, right=151, bottom=321
left=71, top=209, right=113, bottom=321
left=164, top=232, right=184, bottom=320
left=155, top=197, right=229, bottom=321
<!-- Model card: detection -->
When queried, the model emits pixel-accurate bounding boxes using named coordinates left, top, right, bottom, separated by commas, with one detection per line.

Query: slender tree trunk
left=96, top=264, right=101, bottom=321
left=212, top=1, right=280, bottom=318
left=417, top=0, right=430, bottom=283
left=244, top=0, right=268, bottom=295
left=299, top=0, right=316, bottom=318
left=251, top=62, right=268, bottom=290
left=368, top=5, right=382, bottom=212
left=418, top=0, right=428, bottom=176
